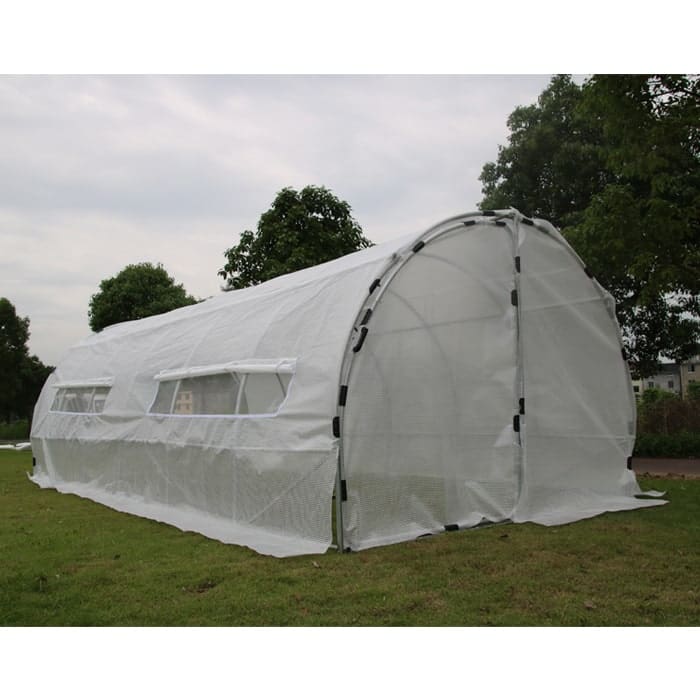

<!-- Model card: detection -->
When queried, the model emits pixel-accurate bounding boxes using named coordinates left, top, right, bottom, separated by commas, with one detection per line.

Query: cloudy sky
left=0, top=75, right=557, bottom=366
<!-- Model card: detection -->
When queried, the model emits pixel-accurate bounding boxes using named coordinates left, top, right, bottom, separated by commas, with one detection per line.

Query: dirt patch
left=183, top=579, right=218, bottom=594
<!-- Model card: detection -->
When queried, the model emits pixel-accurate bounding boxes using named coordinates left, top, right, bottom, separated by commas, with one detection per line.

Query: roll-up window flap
left=53, top=377, right=114, bottom=389
left=154, top=358, right=296, bottom=382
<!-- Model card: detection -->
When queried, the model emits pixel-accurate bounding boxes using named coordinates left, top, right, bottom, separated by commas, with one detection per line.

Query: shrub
left=637, top=390, right=700, bottom=435
left=634, top=432, right=700, bottom=458
left=0, top=420, right=29, bottom=441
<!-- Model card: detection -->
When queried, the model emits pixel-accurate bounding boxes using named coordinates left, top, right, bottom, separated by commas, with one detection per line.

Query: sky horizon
left=1, top=74, right=557, bottom=366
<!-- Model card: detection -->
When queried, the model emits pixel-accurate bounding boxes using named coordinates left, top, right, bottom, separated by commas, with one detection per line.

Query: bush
left=634, top=432, right=700, bottom=458
left=637, top=389, right=700, bottom=435
left=0, top=420, right=29, bottom=441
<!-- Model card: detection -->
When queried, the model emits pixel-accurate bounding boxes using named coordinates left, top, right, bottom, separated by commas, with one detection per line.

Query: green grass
left=1, top=450, right=698, bottom=626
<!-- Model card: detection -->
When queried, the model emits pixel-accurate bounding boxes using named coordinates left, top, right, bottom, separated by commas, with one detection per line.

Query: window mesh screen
left=50, top=386, right=111, bottom=413
left=150, top=380, right=178, bottom=414
left=241, top=373, right=288, bottom=414
left=149, top=368, right=292, bottom=416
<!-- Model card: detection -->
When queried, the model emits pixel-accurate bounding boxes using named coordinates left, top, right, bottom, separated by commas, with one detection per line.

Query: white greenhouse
left=30, top=210, right=665, bottom=556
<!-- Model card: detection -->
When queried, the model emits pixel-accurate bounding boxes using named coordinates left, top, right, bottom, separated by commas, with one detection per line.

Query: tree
left=15, top=354, right=53, bottom=424
left=0, top=298, right=53, bottom=423
left=89, top=263, right=198, bottom=332
left=479, top=75, right=610, bottom=229
left=219, top=186, right=372, bottom=290
left=0, top=298, right=29, bottom=422
left=478, top=74, right=700, bottom=376
left=566, top=75, right=700, bottom=375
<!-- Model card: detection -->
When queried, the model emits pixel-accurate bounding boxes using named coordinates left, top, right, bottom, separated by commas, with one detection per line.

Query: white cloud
left=0, top=74, right=553, bottom=365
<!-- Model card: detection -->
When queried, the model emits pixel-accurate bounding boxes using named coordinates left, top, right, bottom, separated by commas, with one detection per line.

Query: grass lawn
left=1, top=450, right=698, bottom=626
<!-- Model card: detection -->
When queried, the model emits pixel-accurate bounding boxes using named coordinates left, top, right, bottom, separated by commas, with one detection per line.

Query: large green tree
left=479, top=74, right=700, bottom=376
left=89, top=263, right=198, bottom=332
left=0, top=298, right=53, bottom=423
left=219, top=186, right=372, bottom=290
left=567, top=75, right=700, bottom=372
left=17, top=354, right=53, bottom=423
left=0, top=297, right=28, bottom=422
left=479, top=75, right=610, bottom=229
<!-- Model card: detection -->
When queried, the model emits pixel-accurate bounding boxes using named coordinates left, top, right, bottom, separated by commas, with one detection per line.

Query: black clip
left=353, top=326, right=369, bottom=353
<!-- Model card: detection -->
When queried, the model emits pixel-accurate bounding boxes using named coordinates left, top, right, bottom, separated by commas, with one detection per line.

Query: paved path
left=632, top=457, right=700, bottom=477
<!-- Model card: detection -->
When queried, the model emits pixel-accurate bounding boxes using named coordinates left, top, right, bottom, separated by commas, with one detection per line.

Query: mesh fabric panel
left=343, top=225, right=518, bottom=550
left=513, top=224, right=650, bottom=523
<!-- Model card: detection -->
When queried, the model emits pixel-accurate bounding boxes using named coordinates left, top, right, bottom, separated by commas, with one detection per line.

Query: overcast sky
left=0, top=75, right=556, bottom=366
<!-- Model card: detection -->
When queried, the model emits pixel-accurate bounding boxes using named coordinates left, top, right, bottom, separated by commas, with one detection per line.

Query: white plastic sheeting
left=30, top=232, right=412, bottom=556
left=342, top=223, right=520, bottom=549
left=30, top=210, right=665, bottom=556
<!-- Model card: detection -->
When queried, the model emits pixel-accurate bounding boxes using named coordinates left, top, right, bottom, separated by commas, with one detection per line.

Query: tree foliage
left=688, top=381, right=700, bottom=401
left=88, top=263, right=198, bottom=332
left=637, top=386, right=700, bottom=436
left=479, top=74, right=700, bottom=376
left=218, top=186, right=372, bottom=290
left=0, top=298, right=53, bottom=423
left=480, top=75, right=610, bottom=229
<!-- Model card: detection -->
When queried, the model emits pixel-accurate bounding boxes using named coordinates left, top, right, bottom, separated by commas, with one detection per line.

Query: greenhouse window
left=50, top=379, right=113, bottom=414
left=149, top=359, right=295, bottom=417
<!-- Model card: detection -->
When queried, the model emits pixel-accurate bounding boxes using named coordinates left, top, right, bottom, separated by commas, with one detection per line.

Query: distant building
left=631, top=352, right=700, bottom=399
left=174, top=389, right=194, bottom=414
left=679, top=352, right=700, bottom=399
left=631, top=362, right=681, bottom=397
